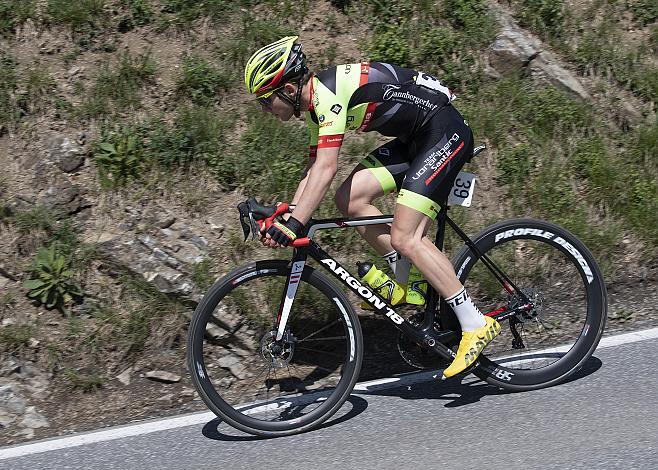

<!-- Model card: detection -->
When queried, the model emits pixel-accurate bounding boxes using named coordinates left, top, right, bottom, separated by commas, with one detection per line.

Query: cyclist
left=244, top=36, right=500, bottom=379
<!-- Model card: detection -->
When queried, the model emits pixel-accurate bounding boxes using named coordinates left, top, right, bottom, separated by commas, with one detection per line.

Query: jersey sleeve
left=312, top=75, right=348, bottom=152
left=305, top=112, right=319, bottom=158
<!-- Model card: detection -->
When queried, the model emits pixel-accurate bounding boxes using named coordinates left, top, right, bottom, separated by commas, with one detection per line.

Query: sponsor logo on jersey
left=410, top=133, right=461, bottom=183
left=345, top=64, right=352, bottom=74
left=317, top=134, right=344, bottom=148
left=319, top=121, right=334, bottom=128
left=382, top=83, right=439, bottom=111
left=330, top=104, right=342, bottom=114
left=319, top=114, right=325, bottom=123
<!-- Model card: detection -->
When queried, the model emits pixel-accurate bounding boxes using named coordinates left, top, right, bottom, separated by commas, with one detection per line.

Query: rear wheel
left=452, top=219, right=607, bottom=390
left=188, top=260, right=363, bottom=436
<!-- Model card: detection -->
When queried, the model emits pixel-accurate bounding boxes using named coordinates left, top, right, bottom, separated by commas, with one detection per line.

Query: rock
left=217, top=355, right=248, bottom=380
left=0, top=410, right=16, bottom=428
left=0, top=385, right=27, bottom=415
left=18, top=427, right=35, bottom=439
left=42, top=183, right=90, bottom=215
left=144, top=370, right=181, bottom=383
left=206, top=217, right=225, bottom=235
left=137, top=235, right=157, bottom=250
left=205, top=322, right=229, bottom=340
left=180, top=387, right=195, bottom=397
left=487, top=3, right=590, bottom=100
left=189, top=236, right=209, bottom=250
left=47, top=136, right=85, bottom=173
left=158, top=216, right=176, bottom=229
left=19, top=406, right=49, bottom=429
left=116, top=367, right=134, bottom=386
left=217, top=377, right=233, bottom=388
left=0, top=359, right=21, bottom=377
left=156, top=393, right=174, bottom=403
left=144, top=269, right=191, bottom=294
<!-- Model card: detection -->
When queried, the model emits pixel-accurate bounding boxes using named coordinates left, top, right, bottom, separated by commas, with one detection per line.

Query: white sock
left=382, top=250, right=397, bottom=273
left=445, top=287, right=486, bottom=331
left=382, top=250, right=410, bottom=284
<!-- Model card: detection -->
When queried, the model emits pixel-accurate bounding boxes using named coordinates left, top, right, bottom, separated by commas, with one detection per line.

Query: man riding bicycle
left=244, top=36, right=500, bottom=379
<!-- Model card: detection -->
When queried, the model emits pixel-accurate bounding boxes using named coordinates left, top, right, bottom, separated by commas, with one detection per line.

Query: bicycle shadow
left=200, top=394, right=369, bottom=442
left=199, top=356, right=601, bottom=440
left=361, top=355, right=603, bottom=407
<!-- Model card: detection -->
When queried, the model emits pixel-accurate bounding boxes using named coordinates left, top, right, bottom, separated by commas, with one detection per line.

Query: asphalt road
left=2, top=329, right=658, bottom=470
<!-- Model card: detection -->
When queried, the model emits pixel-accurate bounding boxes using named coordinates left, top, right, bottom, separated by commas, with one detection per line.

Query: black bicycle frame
left=271, top=203, right=533, bottom=363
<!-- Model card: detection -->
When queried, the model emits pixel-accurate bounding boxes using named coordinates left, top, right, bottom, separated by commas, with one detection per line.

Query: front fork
left=273, top=249, right=308, bottom=341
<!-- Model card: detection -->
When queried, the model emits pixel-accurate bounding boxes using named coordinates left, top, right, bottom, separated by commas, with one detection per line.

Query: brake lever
left=248, top=212, right=260, bottom=240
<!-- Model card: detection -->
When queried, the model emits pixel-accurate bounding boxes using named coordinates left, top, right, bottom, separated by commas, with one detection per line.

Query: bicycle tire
left=451, top=219, right=607, bottom=391
left=187, top=260, right=363, bottom=437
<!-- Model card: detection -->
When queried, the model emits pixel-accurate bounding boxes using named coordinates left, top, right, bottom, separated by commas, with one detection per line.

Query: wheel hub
left=259, top=330, right=295, bottom=368
left=509, top=288, right=544, bottom=321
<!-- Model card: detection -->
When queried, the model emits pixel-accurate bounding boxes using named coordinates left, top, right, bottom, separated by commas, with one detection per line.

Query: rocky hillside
left=1, top=0, right=656, bottom=443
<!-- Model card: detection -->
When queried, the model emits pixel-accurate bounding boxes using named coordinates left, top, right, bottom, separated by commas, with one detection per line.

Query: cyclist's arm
left=290, top=147, right=338, bottom=224
left=290, top=156, right=316, bottom=206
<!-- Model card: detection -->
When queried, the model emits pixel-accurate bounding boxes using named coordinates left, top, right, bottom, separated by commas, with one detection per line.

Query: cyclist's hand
left=264, top=216, right=304, bottom=248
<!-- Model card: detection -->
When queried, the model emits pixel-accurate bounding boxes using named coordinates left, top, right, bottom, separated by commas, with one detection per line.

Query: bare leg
left=389, top=203, right=462, bottom=298
left=334, top=164, right=394, bottom=256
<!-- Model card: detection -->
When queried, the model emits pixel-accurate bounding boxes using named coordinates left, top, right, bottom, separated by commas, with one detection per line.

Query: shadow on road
left=200, top=395, right=369, bottom=441
left=199, top=356, right=601, bottom=440
left=365, top=355, right=603, bottom=407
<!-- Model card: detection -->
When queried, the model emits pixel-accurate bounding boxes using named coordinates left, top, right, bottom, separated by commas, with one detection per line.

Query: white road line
left=2, top=326, right=658, bottom=460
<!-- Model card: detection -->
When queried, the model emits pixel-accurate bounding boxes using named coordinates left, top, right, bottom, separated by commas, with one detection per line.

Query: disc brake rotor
left=259, top=330, right=296, bottom=368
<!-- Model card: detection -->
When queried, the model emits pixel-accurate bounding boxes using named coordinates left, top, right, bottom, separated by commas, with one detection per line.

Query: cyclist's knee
left=334, top=178, right=378, bottom=217
left=334, top=188, right=350, bottom=216
left=390, top=228, right=417, bottom=258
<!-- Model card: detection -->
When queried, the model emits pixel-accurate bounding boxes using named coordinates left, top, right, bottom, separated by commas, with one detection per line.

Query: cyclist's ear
left=283, top=82, right=297, bottom=97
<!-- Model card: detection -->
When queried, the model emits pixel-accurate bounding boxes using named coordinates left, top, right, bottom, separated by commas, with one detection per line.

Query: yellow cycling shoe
left=406, top=265, right=427, bottom=306
left=441, top=316, right=501, bottom=379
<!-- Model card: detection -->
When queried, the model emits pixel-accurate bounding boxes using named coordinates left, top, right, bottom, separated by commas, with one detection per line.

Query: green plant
left=24, top=244, right=83, bottom=312
left=217, top=106, right=307, bottom=198
left=417, top=27, right=458, bottom=65
left=77, top=51, right=156, bottom=118
left=17, top=62, right=57, bottom=116
left=118, top=271, right=187, bottom=356
left=148, top=105, right=233, bottom=168
left=176, top=54, right=232, bottom=104
left=12, top=205, right=59, bottom=234
left=513, top=0, right=566, bottom=41
left=94, top=127, right=143, bottom=187
left=46, top=0, right=106, bottom=32
left=0, top=52, right=18, bottom=128
left=496, top=144, right=533, bottom=187
left=0, top=324, right=33, bottom=352
left=161, top=0, right=241, bottom=25
left=120, top=0, right=153, bottom=28
left=62, top=368, right=104, bottom=392
left=630, top=0, right=658, bottom=25
left=369, top=25, right=411, bottom=67
left=192, top=258, right=214, bottom=290
left=0, top=0, right=35, bottom=36
left=442, top=0, right=497, bottom=47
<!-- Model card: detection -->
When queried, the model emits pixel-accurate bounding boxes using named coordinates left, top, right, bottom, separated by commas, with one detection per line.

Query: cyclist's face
left=259, top=85, right=295, bottom=121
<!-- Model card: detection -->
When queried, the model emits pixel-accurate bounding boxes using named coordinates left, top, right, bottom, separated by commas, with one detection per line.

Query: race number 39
left=448, top=171, right=476, bottom=207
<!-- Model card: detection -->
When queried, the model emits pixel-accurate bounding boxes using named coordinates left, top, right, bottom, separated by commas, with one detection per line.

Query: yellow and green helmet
left=244, top=36, right=308, bottom=98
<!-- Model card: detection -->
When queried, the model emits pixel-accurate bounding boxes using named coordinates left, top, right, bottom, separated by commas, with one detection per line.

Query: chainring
left=396, top=314, right=451, bottom=370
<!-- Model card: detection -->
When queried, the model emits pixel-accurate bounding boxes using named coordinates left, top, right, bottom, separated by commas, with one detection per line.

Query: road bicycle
left=187, top=145, right=607, bottom=437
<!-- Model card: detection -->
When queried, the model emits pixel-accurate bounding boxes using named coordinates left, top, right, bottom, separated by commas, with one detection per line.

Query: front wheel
left=452, top=219, right=607, bottom=391
left=187, top=260, right=363, bottom=437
